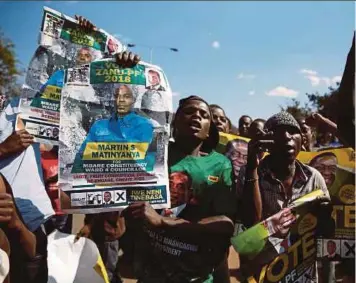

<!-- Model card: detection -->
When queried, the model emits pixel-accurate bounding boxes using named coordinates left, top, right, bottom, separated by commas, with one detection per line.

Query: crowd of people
left=0, top=15, right=354, bottom=283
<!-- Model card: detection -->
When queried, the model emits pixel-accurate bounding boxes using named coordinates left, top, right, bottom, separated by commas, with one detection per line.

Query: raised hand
left=75, top=15, right=97, bottom=31
left=115, top=51, right=141, bottom=68
left=247, top=130, right=274, bottom=168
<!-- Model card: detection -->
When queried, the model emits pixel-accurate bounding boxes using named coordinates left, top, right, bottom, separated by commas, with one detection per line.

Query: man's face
left=228, top=142, right=248, bottom=175
left=76, top=48, right=93, bottom=65
left=211, top=107, right=230, bottom=133
left=52, top=127, right=59, bottom=137
left=319, top=132, right=333, bottom=146
left=176, top=100, right=211, bottom=141
left=312, top=155, right=337, bottom=187
left=148, top=71, right=160, bottom=87
left=327, top=241, right=336, bottom=255
left=248, top=121, right=265, bottom=140
left=169, top=173, right=192, bottom=207
left=270, top=125, right=302, bottom=162
left=104, top=192, right=111, bottom=203
left=239, top=117, right=252, bottom=137
left=116, top=85, right=134, bottom=115
left=300, top=121, right=312, bottom=149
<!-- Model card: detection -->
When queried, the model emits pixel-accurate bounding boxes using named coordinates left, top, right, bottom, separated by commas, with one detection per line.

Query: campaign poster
left=231, top=191, right=324, bottom=283
left=219, top=131, right=355, bottom=280
left=59, top=59, right=172, bottom=213
left=17, top=6, right=125, bottom=145
left=298, top=148, right=355, bottom=262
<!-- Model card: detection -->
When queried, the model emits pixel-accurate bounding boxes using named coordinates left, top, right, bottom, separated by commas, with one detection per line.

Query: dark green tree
left=281, top=98, right=311, bottom=119
left=0, top=29, right=22, bottom=97
left=306, top=84, right=339, bottom=122
left=282, top=83, right=340, bottom=121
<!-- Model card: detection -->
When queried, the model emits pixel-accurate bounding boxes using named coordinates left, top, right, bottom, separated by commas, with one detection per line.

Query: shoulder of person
left=92, top=118, right=110, bottom=127
left=210, top=150, right=231, bottom=166
left=133, top=112, right=153, bottom=126
left=302, top=163, right=323, bottom=179
left=302, top=163, right=330, bottom=195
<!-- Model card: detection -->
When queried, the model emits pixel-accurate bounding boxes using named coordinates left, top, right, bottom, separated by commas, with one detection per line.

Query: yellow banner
left=219, top=132, right=250, bottom=146
left=83, top=142, right=149, bottom=161
left=297, top=147, right=355, bottom=171
left=42, top=85, right=62, bottom=101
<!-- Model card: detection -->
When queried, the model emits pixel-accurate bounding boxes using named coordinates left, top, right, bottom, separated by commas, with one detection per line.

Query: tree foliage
left=281, top=83, right=340, bottom=122
left=0, top=29, right=22, bottom=97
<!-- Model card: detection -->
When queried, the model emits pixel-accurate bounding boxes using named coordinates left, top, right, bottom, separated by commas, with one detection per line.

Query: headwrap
left=265, top=111, right=301, bottom=134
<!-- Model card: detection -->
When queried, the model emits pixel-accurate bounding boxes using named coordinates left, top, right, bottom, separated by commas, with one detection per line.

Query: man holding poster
left=240, top=111, right=331, bottom=282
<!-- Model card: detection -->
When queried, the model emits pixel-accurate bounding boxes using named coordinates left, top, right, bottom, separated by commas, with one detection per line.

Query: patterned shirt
left=257, top=156, right=330, bottom=220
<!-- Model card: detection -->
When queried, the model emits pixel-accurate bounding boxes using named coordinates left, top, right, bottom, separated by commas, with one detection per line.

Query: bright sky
left=0, top=1, right=354, bottom=123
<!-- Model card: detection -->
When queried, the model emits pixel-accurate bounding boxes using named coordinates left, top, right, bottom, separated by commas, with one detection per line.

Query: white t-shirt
left=0, top=97, right=54, bottom=232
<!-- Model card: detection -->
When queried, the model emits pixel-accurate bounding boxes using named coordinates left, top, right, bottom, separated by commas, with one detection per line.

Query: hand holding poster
left=59, top=59, right=172, bottom=213
left=17, top=7, right=125, bottom=146
left=298, top=148, right=355, bottom=262
left=218, top=130, right=355, bottom=282
left=231, top=190, right=325, bottom=283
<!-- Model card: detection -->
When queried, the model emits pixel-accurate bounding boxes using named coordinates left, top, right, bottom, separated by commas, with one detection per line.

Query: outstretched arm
left=124, top=202, right=234, bottom=237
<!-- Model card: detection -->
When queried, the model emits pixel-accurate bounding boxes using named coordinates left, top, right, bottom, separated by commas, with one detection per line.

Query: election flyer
left=59, top=58, right=172, bottom=213
left=17, top=6, right=125, bottom=145
left=298, top=148, right=355, bottom=262
left=231, top=190, right=324, bottom=283
left=218, top=131, right=355, bottom=281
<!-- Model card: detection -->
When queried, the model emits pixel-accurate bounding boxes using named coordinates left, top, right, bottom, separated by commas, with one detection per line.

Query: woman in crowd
left=123, top=95, right=236, bottom=283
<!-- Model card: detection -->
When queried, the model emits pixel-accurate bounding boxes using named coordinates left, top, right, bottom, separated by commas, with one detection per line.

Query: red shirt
left=41, top=150, right=62, bottom=214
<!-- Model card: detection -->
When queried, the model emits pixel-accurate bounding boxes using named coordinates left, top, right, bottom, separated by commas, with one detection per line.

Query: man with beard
left=238, top=115, right=252, bottom=138
left=209, top=104, right=231, bottom=133
left=241, top=111, right=331, bottom=282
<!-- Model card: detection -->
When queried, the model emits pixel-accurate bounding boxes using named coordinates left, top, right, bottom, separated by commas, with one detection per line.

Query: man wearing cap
left=241, top=111, right=331, bottom=281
